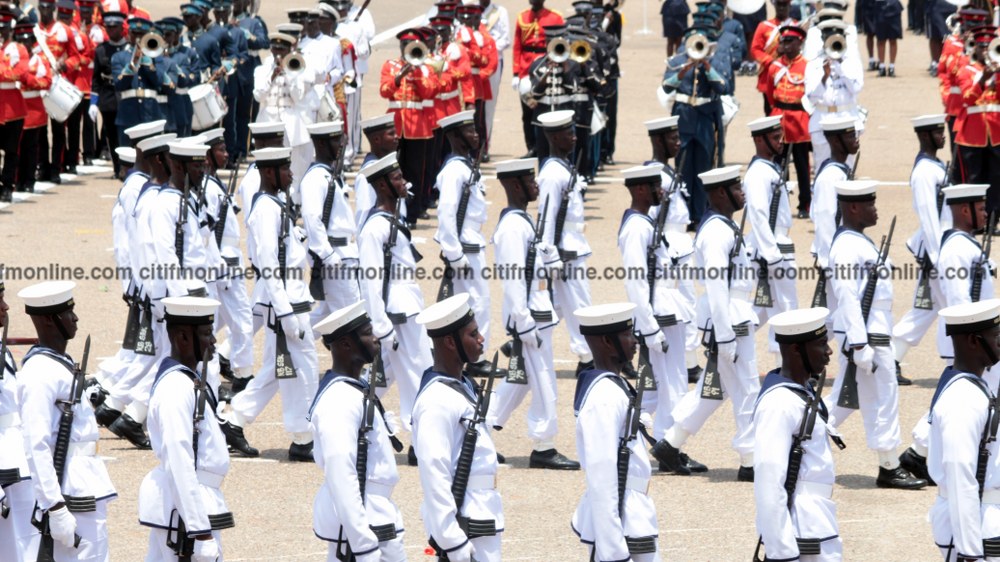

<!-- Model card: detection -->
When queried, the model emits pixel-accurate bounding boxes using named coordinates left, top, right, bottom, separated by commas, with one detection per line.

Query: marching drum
left=42, top=74, right=83, bottom=123
left=189, top=83, right=228, bottom=131
left=318, top=92, right=342, bottom=123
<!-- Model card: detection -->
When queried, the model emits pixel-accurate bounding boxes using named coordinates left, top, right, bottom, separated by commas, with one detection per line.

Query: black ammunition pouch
left=369, top=523, right=398, bottom=542
left=626, top=535, right=657, bottom=555
left=456, top=515, right=497, bottom=538
left=795, top=538, right=822, bottom=556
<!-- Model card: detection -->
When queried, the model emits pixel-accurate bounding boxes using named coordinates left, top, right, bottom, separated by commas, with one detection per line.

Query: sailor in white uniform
left=803, top=3, right=861, bottom=62
left=488, top=157, right=580, bottom=470
left=652, top=165, right=760, bottom=480
left=220, top=146, right=320, bottom=462
left=571, top=302, right=661, bottom=562
left=300, top=120, right=361, bottom=326
left=310, top=302, right=406, bottom=561
left=412, top=294, right=503, bottom=562
left=537, top=110, right=594, bottom=372
left=754, top=307, right=844, bottom=562
left=434, top=110, right=492, bottom=365
left=927, top=299, right=1000, bottom=562
left=354, top=113, right=400, bottom=228
left=139, top=295, right=232, bottom=562
left=823, top=180, right=927, bottom=489
left=18, top=281, right=117, bottom=561
left=238, top=122, right=287, bottom=231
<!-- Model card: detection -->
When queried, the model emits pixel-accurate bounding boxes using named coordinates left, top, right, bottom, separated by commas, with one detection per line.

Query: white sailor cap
left=136, top=132, right=176, bottom=155
left=495, top=158, right=537, bottom=179
left=197, top=127, right=226, bottom=145
left=438, top=109, right=475, bottom=132
left=115, top=146, right=136, bottom=164
left=169, top=142, right=210, bottom=161
left=943, top=183, right=989, bottom=204
left=538, top=109, right=576, bottom=131
left=183, top=279, right=209, bottom=297
left=416, top=293, right=476, bottom=337
left=769, top=307, right=830, bottom=344
left=834, top=180, right=878, bottom=201
left=268, top=31, right=297, bottom=45
left=314, top=301, right=371, bottom=340
left=698, top=165, right=741, bottom=190
left=252, top=146, right=292, bottom=167
left=275, top=23, right=303, bottom=34
left=362, top=152, right=400, bottom=181
left=644, top=116, right=679, bottom=134
left=19, top=281, right=76, bottom=315
left=124, top=119, right=167, bottom=144
left=306, top=121, right=344, bottom=138
left=574, top=302, right=637, bottom=336
left=161, top=295, right=220, bottom=326
left=821, top=115, right=856, bottom=133
left=249, top=121, right=285, bottom=138
left=912, top=113, right=947, bottom=132
left=748, top=115, right=782, bottom=135
left=361, top=113, right=395, bottom=133
left=622, top=163, right=664, bottom=187
left=820, top=0, right=848, bottom=9
left=816, top=18, right=847, bottom=30
left=814, top=8, right=846, bottom=18
left=316, top=2, right=340, bottom=19
left=940, top=299, right=1000, bottom=335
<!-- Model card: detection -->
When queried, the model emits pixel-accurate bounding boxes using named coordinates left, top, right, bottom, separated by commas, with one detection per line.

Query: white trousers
left=346, top=81, right=363, bottom=161
left=451, top=251, right=491, bottom=350
left=289, top=142, right=316, bottom=203
left=230, top=311, right=319, bottom=435
left=470, top=534, right=502, bottom=562
left=641, top=323, right=689, bottom=440
left=827, top=337, right=902, bottom=453
left=309, top=262, right=362, bottom=328
left=671, top=332, right=759, bottom=459
left=753, top=259, right=800, bottom=354
left=892, top=275, right=945, bottom=351
left=490, top=326, right=558, bottom=444
left=376, top=318, right=433, bottom=430
left=551, top=258, right=593, bottom=361
left=586, top=545, right=661, bottom=561
left=323, top=532, right=407, bottom=562
left=0, top=479, right=39, bottom=561
left=216, top=275, right=254, bottom=371
left=484, top=58, right=503, bottom=150
left=145, top=528, right=222, bottom=561
left=108, top=319, right=167, bottom=411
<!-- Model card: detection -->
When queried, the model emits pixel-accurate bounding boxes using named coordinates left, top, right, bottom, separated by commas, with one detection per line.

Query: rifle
left=340, top=362, right=380, bottom=562
left=618, top=364, right=649, bottom=516
left=937, top=159, right=952, bottom=216
left=192, top=348, right=211, bottom=471
left=755, top=157, right=791, bottom=308
left=352, top=0, right=371, bottom=22
left=0, top=320, right=8, bottom=382
left=439, top=148, right=486, bottom=302
left=505, top=199, right=550, bottom=385
left=278, top=190, right=292, bottom=287
left=214, top=159, right=242, bottom=248
left=837, top=216, right=896, bottom=410
left=381, top=198, right=403, bottom=304
left=121, top=287, right=141, bottom=351
left=35, top=335, right=89, bottom=560
left=311, top=161, right=341, bottom=302
left=972, top=211, right=995, bottom=303
left=847, top=151, right=861, bottom=180
left=647, top=152, right=687, bottom=301
left=703, top=210, right=747, bottom=401
left=175, top=174, right=190, bottom=267
left=552, top=150, right=585, bottom=263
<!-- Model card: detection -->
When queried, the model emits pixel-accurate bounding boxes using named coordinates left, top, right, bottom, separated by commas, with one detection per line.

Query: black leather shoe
left=687, top=366, right=702, bottom=384
left=496, top=452, right=506, bottom=464
left=218, top=354, right=233, bottom=381
left=899, top=447, right=935, bottom=486
left=64, top=166, right=77, bottom=175
left=796, top=210, right=809, bottom=219
left=231, top=376, right=252, bottom=395
left=288, top=442, right=315, bottom=462
left=622, top=361, right=638, bottom=380
left=407, top=445, right=418, bottom=466
left=520, top=149, right=537, bottom=158
left=499, top=341, right=513, bottom=357
left=897, top=373, right=913, bottom=386
left=85, top=378, right=107, bottom=408
left=737, top=466, right=755, bottom=482
left=528, top=449, right=581, bottom=470
left=876, top=466, right=928, bottom=489
left=481, top=154, right=490, bottom=163
left=0, top=189, right=10, bottom=203
left=217, top=385, right=235, bottom=403
left=221, top=421, right=259, bottom=457
left=419, top=211, right=430, bottom=220
left=467, top=359, right=498, bottom=378
left=575, top=360, right=595, bottom=378
left=680, top=453, right=708, bottom=473
left=651, top=439, right=689, bottom=475
left=109, top=413, right=151, bottom=449
left=94, top=403, right=121, bottom=428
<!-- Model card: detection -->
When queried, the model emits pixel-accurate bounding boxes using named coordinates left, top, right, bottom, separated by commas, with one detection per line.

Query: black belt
left=291, top=302, right=312, bottom=314
left=327, top=236, right=348, bottom=247
left=530, top=310, right=553, bottom=323
left=778, top=243, right=795, bottom=254
left=0, top=467, right=20, bottom=487
left=732, top=323, right=751, bottom=338
left=387, top=312, right=408, bottom=325
left=524, top=46, right=546, bottom=53
left=208, top=512, right=236, bottom=530
left=774, top=101, right=804, bottom=111
left=559, top=249, right=578, bottom=261
left=457, top=516, right=497, bottom=538
left=655, top=314, right=678, bottom=327
left=64, top=495, right=97, bottom=513
left=626, top=536, right=657, bottom=555
left=461, top=243, right=482, bottom=254
left=868, top=333, right=891, bottom=347
left=223, top=256, right=239, bottom=267
left=369, top=523, right=398, bottom=542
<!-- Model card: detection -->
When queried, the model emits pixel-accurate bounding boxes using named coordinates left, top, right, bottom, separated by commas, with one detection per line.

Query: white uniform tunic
left=489, top=208, right=561, bottom=446
left=253, top=59, right=318, bottom=198
left=139, top=358, right=232, bottom=560
left=572, top=370, right=660, bottom=562
left=826, top=228, right=902, bottom=453
left=357, top=209, right=433, bottom=429
left=938, top=230, right=997, bottom=359
left=435, top=156, right=491, bottom=348
left=754, top=371, right=841, bottom=562
left=671, top=211, right=759, bottom=463
left=809, top=159, right=850, bottom=325
left=300, top=162, right=362, bottom=326
left=618, top=209, right=694, bottom=440
left=238, top=163, right=260, bottom=230
left=230, top=192, right=319, bottom=436
left=804, top=55, right=864, bottom=170
left=539, top=156, right=593, bottom=361
left=353, top=153, right=379, bottom=228
left=310, top=371, right=405, bottom=561
left=0, top=348, right=38, bottom=560
left=19, top=346, right=117, bottom=561
left=412, top=371, right=503, bottom=562
left=744, top=156, right=799, bottom=348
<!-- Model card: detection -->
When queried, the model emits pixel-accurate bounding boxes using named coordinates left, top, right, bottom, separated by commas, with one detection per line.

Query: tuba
left=281, top=52, right=306, bottom=75
left=685, top=32, right=712, bottom=61
left=140, top=32, right=165, bottom=58
left=824, top=33, right=847, bottom=60
left=403, top=40, right=428, bottom=66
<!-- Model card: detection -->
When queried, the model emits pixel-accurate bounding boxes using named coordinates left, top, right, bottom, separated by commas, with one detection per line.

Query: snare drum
left=189, top=83, right=228, bottom=131
left=42, top=74, right=83, bottom=123
left=318, top=92, right=342, bottom=122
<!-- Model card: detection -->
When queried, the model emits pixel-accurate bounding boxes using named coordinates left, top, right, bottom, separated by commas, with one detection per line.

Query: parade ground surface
left=0, top=0, right=957, bottom=559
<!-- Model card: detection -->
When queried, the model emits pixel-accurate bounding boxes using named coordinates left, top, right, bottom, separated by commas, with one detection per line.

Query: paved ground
left=0, top=0, right=958, bottom=559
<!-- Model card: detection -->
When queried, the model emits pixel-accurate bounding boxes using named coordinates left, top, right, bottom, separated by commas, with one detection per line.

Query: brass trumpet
left=824, top=33, right=846, bottom=61
left=548, top=38, right=570, bottom=64
left=685, top=32, right=712, bottom=61
left=967, top=35, right=977, bottom=55
left=140, top=32, right=165, bottom=58
left=569, top=39, right=592, bottom=63
left=989, top=37, right=1000, bottom=68
left=281, top=52, right=306, bottom=75
left=403, top=40, right=428, bottom=66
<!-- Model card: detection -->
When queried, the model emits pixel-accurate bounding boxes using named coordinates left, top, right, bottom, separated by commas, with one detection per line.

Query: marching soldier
left=754, top=307, right=843, bottom=562
left=212, top=0, right=248, bottom=156
left=766, top=25, right=811, bottom=218
left=232, top=0, right=269, bottom=161
left=56, top=0, right=92, bottom=175
left=481, top=0, right=510, bottom=161
left=310, top=302, right=406, bottom=560
left=455, top=2, right=497, bottom=156
left=653, top=165, right=759, bottom=480
left=111, top=16, right=168, bottom=147
left=138, top=295, right=233, bottom=562
left=91, top=10, right=127, bottom=178
left=805, top=18, right=864, bottom=172
left=18, top=281, right=117, bottom=561
left=427, top=12, right=468, bottom=176
left=331, top=0, right=374, bottom=166
left=537, top=110, right=594, bottom=373
left=512, top=0, right=563, bottom=157
left=937, top=8, right=986, bottom=148
left=220, top=146, right=320, bottom=461
left=750, top=0, right=795, bottom=115
left=488, top=157, right=580, bottom=470
left=823, top=180, right=927, bottom=489
left=955, top=25, right=1000, bottom=224
left=78, top=0, right=104, bottom=165
left=354, top=113, right=400, bottom=227
left=157, top=17, right=196, bottom=137
left=299, top=121, right=361, bottom=325
left=413, top=293, right=503, bottom=562
left=571, top=302, right=661, bottom=561
left=0, top=13, right=27, bottom=203
left=14, top=21, right=51, bottom=194
left=238, top=121, right=285, bottom=227
left=926, top=299, right=1000, bottom=562
left=36, top=0, right=83, bottom=183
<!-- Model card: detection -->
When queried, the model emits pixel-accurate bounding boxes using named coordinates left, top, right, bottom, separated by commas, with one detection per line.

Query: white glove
left=293, top=225, right=307, bottom=242
left=718, top=341, right=738, bottom=364
left=645, top=331, right=667, bottom=353
left=382, top=409, right=401, bottom=435
left=511, top=76, right=520, bottom=91
left=450, top=255, right=472, bottom=272
left=522, top=328, right=542, bottom=349
left=48, top=506, right=77, bottom=548
left=323, top=252, right=342, bottom=267
left=545, top=259, right=565, bottom=280
left=854, top=345, right=875, bottom=373
left=87, top=104, right=98, bottom=122
left=280, top=314, right=303, bottom=340
left=449, top=541, right=473, bottom=562
left=151, top=299, right=166, bottom=321
left=192, top=537, right=221, bottom=562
